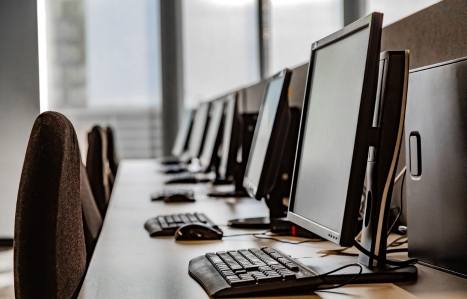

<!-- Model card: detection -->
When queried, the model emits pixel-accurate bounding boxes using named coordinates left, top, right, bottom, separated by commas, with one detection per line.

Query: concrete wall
left=0, top=1, right=41, bottom=237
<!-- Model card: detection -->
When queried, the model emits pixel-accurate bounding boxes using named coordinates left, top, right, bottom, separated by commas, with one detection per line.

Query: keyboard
left=165, top=172, right=210, bottom=184
left=151, top=189, right=194, bottom=201
left=189, top=247, right=320, bottom=297
left=145, top=212, right=219, bottom=237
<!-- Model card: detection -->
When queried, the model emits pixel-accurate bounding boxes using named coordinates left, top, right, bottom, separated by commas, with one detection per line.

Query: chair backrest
left=106, top=126, right=119, bottom=178
left=80, top=162, right=103, bottom=263
left=86, top=126, right=113, bottom=217
left=14, top=111, right=86, bottom=299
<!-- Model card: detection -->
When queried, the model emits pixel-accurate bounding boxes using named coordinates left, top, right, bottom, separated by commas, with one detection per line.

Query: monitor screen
left=218, top=93, right=237, bottom=179
left=199, top=98, right=225, bottom=169
left=188, top=102, right=210, bottom=159
left=171, top=109, right=195, bottom=157
left=243, top=74, right=288, bottom=197
left=288, top=14, right=383, bottom=246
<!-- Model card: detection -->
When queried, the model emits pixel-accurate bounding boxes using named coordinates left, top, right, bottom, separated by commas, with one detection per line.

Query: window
left=182, top=0, right=260, bottom=107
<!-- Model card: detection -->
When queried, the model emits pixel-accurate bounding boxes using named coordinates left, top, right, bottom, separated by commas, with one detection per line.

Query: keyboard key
left=173, top=215, right=182, bottom=223
left=229, top=278, right=257, bottom=287
left=187, top=214, right=198, bottom=222
left=180, top=214, right=190, bottom=224
left=166, top=216, right=174, bottom=224
left=195, top=213, right=208, bottom=223
left=157, top=216, right=166, bottom=224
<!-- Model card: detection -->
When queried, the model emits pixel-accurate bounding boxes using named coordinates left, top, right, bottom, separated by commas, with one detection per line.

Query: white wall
left=0, top=0, right=41, bottom=237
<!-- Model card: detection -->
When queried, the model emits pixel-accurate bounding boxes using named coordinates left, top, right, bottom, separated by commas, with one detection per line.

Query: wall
left=381, top=0, right=467, bottom=224
left=0, top=1, right=41, bottom=237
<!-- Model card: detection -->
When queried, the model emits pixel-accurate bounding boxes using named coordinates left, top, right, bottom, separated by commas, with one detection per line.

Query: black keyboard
left=165, top=173, right=211, bottom=184
left=189, top=247, right=320, bottom=297
left=151, top=189, right=194, bottom=201
left=145, top=212, right=219, bottom=237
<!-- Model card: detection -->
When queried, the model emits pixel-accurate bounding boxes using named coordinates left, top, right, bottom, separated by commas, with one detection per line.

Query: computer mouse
left=163, top=194, right=195, bottom=203
left=175, top=223, right=223, bottom=241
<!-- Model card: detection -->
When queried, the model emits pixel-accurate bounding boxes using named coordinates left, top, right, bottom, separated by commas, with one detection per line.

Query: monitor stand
left=228, top=108, right=302, bottom=233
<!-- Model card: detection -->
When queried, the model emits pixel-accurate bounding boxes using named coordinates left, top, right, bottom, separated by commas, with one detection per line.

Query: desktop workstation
left=78, top=11, right=467, bottom=298
left=3, top=2, right=467, bottom=299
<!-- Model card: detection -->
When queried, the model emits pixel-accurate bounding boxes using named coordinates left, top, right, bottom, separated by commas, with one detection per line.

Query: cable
left=388, top=167, right=406, bottom=236
left=222, top=231, right=268, bottom=238
left=387, top=235, right=407, bottom=248
left=387, top=248, right=408, bottom=254
left=253, top=233, right=323, bottom=244
left=315, top=263, right=363, bottom=291
left=353, top=240, right=417, bottom=267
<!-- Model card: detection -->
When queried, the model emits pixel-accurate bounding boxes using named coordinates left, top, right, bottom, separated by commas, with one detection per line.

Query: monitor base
left=211, top=178, right=233, bottom=186
left=297, top=255, right=417, bottom=285
left=228, top=217, right=270, bottom=229
left=207, top=190, right=250, bottom=198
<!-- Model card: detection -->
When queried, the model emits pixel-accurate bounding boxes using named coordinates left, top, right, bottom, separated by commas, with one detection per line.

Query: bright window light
left=37, top=0, right=49, bottom=112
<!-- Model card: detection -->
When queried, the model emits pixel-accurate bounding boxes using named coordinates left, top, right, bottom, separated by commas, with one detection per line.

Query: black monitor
left=171, top=109, right=196, bottom=158
left=243, top=70, right=292, bottom=200
left=199, top=97, right=226, bottom=172
left=288, top=13, right=416, bottom=282
left=188, top=102, right=211, bottom=159
left=218, top=92, right=241, bottom=180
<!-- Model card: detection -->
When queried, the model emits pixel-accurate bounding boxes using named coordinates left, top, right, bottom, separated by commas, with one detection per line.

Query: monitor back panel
left=405, top=57, right=467, bottom=278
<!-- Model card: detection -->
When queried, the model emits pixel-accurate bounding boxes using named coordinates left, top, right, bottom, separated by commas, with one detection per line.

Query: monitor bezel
left=287, top=13, right=383, bottom=247
left=243, top=69, right=292, bottom=200
left=199, top=97, right=227, bottom=170
left=218, top=92, right=240, bottom=179
left=171, top=109, right=196, bottom=158
left=188, top=101, right=212, bottom=159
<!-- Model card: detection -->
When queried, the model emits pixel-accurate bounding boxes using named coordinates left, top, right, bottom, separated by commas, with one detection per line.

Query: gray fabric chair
left=86, top=126, right=113, bottom=217
left=14, top=111, right=86, bottom=299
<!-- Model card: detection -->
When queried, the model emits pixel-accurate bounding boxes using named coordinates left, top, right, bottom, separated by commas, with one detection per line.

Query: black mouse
left=175, top=223, right=223, bottom=241
left=164, top=194, right=195, bottom=203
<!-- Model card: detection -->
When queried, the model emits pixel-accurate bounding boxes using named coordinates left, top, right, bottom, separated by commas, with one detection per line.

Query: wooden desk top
left=73, top=160, right=467, bottom=299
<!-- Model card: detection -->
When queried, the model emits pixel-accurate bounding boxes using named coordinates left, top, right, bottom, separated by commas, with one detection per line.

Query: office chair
left=106, top=126, right=119, bottom=178
left=86, top=126, right=114, bottom=217
left=80, top=162, right=103, bottom=262
left=14, top=111, right=87, bottom=299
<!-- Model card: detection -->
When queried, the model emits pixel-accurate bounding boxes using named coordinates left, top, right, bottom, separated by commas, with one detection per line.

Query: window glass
left=269, top=0, right=342, bottom=75
left=182, top=0, right=260, bottom=107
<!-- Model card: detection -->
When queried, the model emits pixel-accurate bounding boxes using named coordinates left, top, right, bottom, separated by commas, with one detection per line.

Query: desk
left=78, top=160, right=467, bottom=299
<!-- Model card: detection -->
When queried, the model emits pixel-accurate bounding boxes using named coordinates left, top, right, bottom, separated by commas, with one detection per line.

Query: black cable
left=387, top=248, right=408, bottom=254
left=253, top=233, right=322, bottom=244
left=388, top=169, right=406, bottom=236
left=353, top=240, right=417, bottom=267
left=315, top=263, right=363, bottom=291
left=222, top=231, right=268, bottom=238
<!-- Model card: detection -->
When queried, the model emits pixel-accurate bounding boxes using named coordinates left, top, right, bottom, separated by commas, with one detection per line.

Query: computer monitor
left=287, top=14, right=416, bottom=281
left=288, top=14, right=383, bottom=247
left=243, top=70, right=292, bottom=200
left=171, top=109, right=196, bottom=158
left=188, top=102, right=211, bottom=159
left=199, top=97, right=226, bottom=171
left=218, top=92, right=241, bottom=180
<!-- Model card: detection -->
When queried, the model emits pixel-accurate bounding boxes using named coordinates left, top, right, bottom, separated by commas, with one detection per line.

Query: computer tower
left=405, top=57, right=467, bottom=278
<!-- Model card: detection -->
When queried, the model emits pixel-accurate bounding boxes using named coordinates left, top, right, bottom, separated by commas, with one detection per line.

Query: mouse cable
left=353, top=240, right=417, bottom=267
left=314, top=263, right=363, bottom=291
left=253, top=233, right=323, bottom=244
left=222, top=231, right=269, bottom=238
left=388, top=167, right=407, bottom=236
left=387, top=235, right=407, bottom=248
